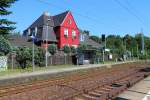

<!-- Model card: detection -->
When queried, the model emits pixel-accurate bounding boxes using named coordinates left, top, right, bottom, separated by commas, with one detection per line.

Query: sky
left=6, top=0, right=150, bottom=37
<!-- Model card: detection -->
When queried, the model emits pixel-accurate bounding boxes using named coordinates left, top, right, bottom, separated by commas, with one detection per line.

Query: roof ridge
left=52, top=10, right=70, bottom=26
left=53, top=10, right=70, bottom=17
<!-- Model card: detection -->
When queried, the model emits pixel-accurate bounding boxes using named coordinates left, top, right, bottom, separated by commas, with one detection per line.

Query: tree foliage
left=89, top=35, right=101, bottom=43
left=48, top=44, right=56, bottom=55
left=79, top=29, right=90, bottom=36
left=63, top=45, right=71, bottom=54
left=106, top=34, right=150, bottom=59
left=16, top=47, right=30, bottom=69
left=0, top=0, right=17, bottom=36
left=34, top=47, right=45, bottom=67
left=77, top=43, right=87, bottom=53
left=70, top=46, right=76, bottom=54
left=15, top=46, right=45, bottom=69
left=0, top=35, right=12, bottom=55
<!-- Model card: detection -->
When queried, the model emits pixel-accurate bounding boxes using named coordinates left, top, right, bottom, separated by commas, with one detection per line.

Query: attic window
left=68, top=19, right=72, bottom=25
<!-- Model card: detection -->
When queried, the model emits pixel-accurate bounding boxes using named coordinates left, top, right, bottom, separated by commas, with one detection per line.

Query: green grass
left=0, top=64, right=77, bottom=77
left=0, top=68, right=25, bottom=76
left=103, top=61, right=115, bottom=64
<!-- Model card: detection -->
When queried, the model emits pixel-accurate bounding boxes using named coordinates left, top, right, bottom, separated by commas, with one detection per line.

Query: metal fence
left=48, top=55, right=75, bottom=65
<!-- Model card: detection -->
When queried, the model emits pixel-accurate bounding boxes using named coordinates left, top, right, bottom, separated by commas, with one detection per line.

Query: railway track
left=0, top=63, right=150, bottom=100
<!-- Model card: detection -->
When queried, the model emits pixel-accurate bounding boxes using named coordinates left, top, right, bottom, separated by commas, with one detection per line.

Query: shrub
left=63, top=45, right=71, bottom=54
left=70, top=46, right=76, bottom=54
left=77, top=44, right=87, bottom=53
left=35, top=47, right=45, bottom=67
left=48, top=44, right=56, bottom=55
left=16, top=47, right=30, bottom=69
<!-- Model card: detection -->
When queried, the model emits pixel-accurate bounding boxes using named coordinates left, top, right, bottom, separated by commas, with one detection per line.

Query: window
left=64, top=28, right=68, bottom=37
left=72, top=30, right=76, bottom=38
left=80, top=34, right=85, bottom=41
left=68, top=19, right=72, bottom=25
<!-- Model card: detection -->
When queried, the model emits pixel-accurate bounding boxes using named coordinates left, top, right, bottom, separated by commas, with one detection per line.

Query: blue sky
left=6, top=0, right=150, bottom=37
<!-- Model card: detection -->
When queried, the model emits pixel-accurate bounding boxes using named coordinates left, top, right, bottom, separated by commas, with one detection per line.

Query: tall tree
left=0, top=0, right=17, bottom=36
left=89, top=35, right=101, bottom=43
left=0, top=35, right=12, bottom=55
left=79, top=29, right=90, bottom=36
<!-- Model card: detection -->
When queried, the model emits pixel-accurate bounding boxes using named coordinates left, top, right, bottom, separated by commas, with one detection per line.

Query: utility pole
left=31, top=27, right=37, bottom=72
left=132, top=48, right=134, bottom=60
left=45, top=18, right=51, bottom=68
left=28, top=28, right=35, bottom=72
left=136, top=44, right=139, bottom=60
left=141, top=29, right=145, bottom=55
left=102, top=34, right=105, bottom=63
left=32, top=36, right=35, bottom=71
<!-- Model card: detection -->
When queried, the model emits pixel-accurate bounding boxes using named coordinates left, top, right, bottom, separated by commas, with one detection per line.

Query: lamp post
left=45, top=18, right=51, bottom=68
left=28, top=28, right=35, bottom=71
left=31, top=33, right=35, bottom=72
left=30, top=27, right=37, bottom=72
left=141, top=33, right=145, bottom=55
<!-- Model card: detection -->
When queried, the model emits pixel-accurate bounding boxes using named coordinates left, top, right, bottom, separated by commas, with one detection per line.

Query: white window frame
left=64, top=28, right=68, bottom=37
left=72, top=30, right=76, bottom=38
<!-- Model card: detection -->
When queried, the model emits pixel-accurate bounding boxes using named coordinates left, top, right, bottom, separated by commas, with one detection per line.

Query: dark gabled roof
left=24, top=12, right=57, bottom=42
left=35, top=26, right=57, bottom=42
left=28, top=13, right=54, bottom=29
left=24, top=11, right=70, bottom=42
left=9, top=35, right=33, bottom=48
left=53, top=11, right=69, bottom=26
left=41, top=26, right=57, bottom=42
left=27, top=11, right=69, bottom=29
left=79, top=34, right=102, bottom=48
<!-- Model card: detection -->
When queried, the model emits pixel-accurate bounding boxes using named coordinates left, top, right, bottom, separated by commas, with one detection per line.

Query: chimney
left=43, top=11, right=49, bottom=16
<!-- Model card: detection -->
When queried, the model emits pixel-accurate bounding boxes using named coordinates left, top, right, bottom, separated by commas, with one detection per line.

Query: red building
left=23, top=11, right=79, bottom=49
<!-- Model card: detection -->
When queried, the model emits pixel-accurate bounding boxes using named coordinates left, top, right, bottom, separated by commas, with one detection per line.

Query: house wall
left=59, top=12, right=79, bottom=49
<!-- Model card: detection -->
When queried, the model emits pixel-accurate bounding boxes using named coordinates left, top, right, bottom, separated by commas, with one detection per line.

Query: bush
left=48, top=44, right=56, bottom=55
left=77, top=44, right=87, bottom=53
left=15, top=46, right=46, bottom=68
left=139, top=53, right=150, bottom=60
left=63, top=45, right=71, bottom=54
left=35, top=47, right=45, bottom=67
left=0, top=35, right=12, bottom=55
left=70, top=46, right=76, bottom=54
left=16, top=47, right=30, bottom=69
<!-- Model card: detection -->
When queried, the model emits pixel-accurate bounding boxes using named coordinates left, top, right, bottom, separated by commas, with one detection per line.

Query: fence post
left=64, top=54, right=67, bottom=64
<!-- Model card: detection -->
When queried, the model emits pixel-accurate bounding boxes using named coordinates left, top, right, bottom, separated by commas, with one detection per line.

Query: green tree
left=16, top=47, right=30, bottom=69
left=77, top=43, right=87, bottom=53
left=48, top=44, right=56, bottom=55
left=63, top=45, right=71, bottom=54
left=123, top=34, right=137, bottom=56
left=79, top=29, right=90, bottom=36
left=0, top=0, right=17, bottom=36
left=0, top=35, right=12, bottom=55
left=106, top=35, right=124, bottom=56
left=89, top=35, right=101, bottom=43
